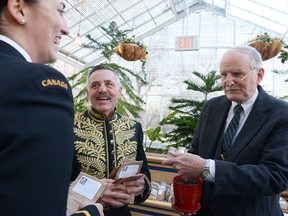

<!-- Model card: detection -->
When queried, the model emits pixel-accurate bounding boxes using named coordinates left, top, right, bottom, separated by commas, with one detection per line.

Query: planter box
left=129, top=153, right=178, bottom=215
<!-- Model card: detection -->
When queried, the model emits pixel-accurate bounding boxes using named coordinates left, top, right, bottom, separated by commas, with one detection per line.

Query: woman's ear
left=7, top=0, right=27, bottom=25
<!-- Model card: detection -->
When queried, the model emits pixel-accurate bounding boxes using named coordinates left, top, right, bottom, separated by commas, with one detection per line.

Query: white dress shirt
left=205, top=89, right=259, bottom=183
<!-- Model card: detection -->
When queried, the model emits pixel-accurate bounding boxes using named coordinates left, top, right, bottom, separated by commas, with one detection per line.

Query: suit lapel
left=202, top=98, right=231, bottom=159
left=226, top=86, right=271, bottom=161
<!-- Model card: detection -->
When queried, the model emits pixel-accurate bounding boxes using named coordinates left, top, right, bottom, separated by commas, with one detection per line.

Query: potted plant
left=114, top=38, right=147, bottom=61
left=173, top=175, right=202, bottom=214
left=247, top=32, right=288, bottom=63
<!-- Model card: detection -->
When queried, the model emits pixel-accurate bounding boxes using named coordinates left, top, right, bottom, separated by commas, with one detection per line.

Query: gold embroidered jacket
left=73, top=107, right=151, bottom=205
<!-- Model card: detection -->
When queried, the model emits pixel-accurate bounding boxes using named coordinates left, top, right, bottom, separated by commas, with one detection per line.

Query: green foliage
left=247, top=32, right=282, bottom=47
left=82, top=21, right=132, bottom=60
left=278, top=44, right=288, bottom=64
left=68, top=66, right=90, bottom=113
left=82, top=21, right=146, bottom=64
left=185, top=71, right=222, bottom=100
left=163, top=70, right=222, bottom=149
left=68, top=21, right=148, bottom=118
left=145, top=111, right=177, bottom=149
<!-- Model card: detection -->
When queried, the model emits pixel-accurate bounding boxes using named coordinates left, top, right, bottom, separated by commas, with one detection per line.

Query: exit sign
left=175, top=35, right=198, bottom=51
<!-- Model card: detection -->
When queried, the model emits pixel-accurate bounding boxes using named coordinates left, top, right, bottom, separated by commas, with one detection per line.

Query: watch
left=201, top=159, right=211, bottom=180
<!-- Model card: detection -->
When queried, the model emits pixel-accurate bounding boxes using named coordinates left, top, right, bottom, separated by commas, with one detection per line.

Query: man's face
left=24, top=0, right=69, bottom=63
left=220, top=50, right=264, bottom=104
left=87, top=69, right=122, bottom=118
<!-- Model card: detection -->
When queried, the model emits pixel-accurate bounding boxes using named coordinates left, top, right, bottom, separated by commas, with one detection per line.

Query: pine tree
left=164, top=70, right=222, bottom=149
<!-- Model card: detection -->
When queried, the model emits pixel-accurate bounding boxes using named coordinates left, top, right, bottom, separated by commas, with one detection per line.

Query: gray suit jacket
left=190, top=85, right=288, bottom=216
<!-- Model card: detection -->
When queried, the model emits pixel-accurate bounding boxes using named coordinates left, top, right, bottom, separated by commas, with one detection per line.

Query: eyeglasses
left=240, top=67, right=257, bottom=81
left=220, top=67, right=257, bottom=82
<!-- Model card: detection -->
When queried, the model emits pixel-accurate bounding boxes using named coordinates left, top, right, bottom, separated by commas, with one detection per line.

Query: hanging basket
left=114, top=43, right=147, bottom=61
left=248, top=39, right=283, bottom=61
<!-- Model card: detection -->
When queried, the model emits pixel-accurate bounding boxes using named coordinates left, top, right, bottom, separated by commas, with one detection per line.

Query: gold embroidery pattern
left=113, top=116, right=137, bottom=167
left=74, top=111, right=138, bottom=178
left=74, top=113, right=107, bottom=178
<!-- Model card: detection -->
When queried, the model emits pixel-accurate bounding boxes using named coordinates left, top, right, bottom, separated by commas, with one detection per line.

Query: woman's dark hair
left=0, top=1, right=8, bottom=13
left=0, top=0, right=38, bottom=14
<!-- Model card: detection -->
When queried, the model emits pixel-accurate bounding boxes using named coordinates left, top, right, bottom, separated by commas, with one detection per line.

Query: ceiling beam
left=58, top=0, right=288, bottom=69
left=57, top=53, right=85, bottom=69
left=86, top=1, right=226, bottom=66
left=168, top=0, right=177, bottom=15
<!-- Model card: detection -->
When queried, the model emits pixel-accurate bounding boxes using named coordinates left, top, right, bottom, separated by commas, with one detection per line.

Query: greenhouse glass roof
left=58, top=0, right=288, bottom=69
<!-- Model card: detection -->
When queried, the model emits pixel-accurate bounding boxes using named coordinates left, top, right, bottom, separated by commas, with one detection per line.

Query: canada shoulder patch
left=35, top=77, right=70, bottom=92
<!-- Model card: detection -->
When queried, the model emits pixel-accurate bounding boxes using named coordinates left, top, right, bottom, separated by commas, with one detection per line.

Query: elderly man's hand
left=162, top=152, right=205, bottom=179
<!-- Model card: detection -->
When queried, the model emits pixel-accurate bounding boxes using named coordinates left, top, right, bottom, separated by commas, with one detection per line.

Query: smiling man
left=73, top=64, right=151, bottom=216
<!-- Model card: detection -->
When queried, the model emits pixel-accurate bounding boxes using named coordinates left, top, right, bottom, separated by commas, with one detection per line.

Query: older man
left=163, top=46, right=288, bottom=216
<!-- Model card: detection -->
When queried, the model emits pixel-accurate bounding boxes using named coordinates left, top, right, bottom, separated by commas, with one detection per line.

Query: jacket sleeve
left=71, top=205, right=100, bottom=216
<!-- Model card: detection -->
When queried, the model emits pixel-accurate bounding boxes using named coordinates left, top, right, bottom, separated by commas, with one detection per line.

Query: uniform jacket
left=190, top=85, right=288, bottom=216
left=0, top=40, right=100, bottom=216
left=74, top=108, right=151, bottom=216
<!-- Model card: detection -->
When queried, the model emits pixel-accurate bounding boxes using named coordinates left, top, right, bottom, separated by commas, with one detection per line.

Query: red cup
left=173, top=175, right=202, bottom=213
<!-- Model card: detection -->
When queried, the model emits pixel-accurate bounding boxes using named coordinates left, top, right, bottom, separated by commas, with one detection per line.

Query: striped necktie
left=222, top=104, right=243, bottom=152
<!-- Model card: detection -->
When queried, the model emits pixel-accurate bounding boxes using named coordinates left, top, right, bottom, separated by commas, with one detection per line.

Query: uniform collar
left=0, top=34, right=32, bottom=62
left=88, top=107, right=117, bottom=121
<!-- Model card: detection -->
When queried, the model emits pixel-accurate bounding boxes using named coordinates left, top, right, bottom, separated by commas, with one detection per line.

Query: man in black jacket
left=163, top=46, right=288, bottom=216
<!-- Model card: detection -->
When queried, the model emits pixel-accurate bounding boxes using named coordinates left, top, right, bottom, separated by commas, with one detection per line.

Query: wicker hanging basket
left=248, top=37, right=283, bottom=61
left=114, top=43, right=147, bottom=61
